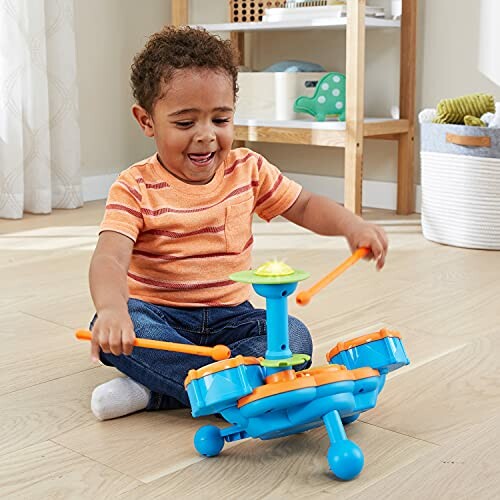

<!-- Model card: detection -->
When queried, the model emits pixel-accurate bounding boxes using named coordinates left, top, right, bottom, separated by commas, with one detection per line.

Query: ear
left=132, top=104, right=155, bottom=137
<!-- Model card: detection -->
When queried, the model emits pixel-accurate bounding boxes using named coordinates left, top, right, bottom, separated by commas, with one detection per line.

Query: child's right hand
left=90, top=308, right=136, bottom=362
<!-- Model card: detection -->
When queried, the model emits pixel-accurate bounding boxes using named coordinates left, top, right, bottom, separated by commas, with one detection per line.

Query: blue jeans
left=91, top=298, right=313, bottom=411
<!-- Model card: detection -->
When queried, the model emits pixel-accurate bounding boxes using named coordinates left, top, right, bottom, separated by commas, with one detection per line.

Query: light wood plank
left=350, top=415, right=500, bottom=499
left=233, top=119, right=410, bottom=147
left=53, top=410, right=225, bottom=484
left=17, top=290, right=95, bottom=331
left=119, top=421, right=434, bottom=499
left=0, top=368, right=113, bottom=457
left=0, top=440, right=141, bottom=499
left=363, top=119, right=409, bottom=136
left=383, top=273, right=500, bottom=341
left=0, top=312, right=93, bottom=395
left=362, top=332, right=500, bottom=444
left=0, top=201, right=103, bottom=236
left=234, top=125, right=346, bottom=147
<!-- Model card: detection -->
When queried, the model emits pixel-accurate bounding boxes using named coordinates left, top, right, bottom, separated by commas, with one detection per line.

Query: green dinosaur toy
left=433, top=93, right=494, bottom=124
left=294, top=72, right=346, bottom=122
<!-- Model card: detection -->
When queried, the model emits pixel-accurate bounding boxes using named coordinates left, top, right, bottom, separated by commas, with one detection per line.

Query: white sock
left=91, top=376, right=151, bottom=421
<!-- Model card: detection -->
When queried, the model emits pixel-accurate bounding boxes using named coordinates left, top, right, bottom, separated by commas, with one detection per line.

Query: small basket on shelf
left=229, top=1, right=286, bottom=23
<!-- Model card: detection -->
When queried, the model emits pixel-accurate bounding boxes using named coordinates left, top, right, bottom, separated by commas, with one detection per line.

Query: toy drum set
left=77, top=248, right=409, bottom=480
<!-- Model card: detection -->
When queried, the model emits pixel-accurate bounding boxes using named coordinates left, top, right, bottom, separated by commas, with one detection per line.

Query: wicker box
left=420, top=123, right=500, bottom=250
left=229, top=1, right=285, bottom=23
left=235, top=71, right=327, bottom=121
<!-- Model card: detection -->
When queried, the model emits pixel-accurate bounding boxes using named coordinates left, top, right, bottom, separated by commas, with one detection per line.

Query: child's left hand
left=346, top=221, right=388, bottom=270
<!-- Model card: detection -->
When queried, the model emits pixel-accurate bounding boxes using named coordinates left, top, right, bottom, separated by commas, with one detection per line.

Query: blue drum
left=185, top=355, right=265, bottom=417
left=327, top=329, right=409, bottom=374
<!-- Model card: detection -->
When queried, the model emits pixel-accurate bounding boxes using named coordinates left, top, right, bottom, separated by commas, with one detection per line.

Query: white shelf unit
left=234, top=118, right=410, bottom=147
left=195, top=17, right=401, bottom=32
left=172, top=0, right=416, bottom=215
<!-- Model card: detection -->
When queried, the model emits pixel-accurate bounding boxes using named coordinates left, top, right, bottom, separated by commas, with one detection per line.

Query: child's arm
left=89, top=231, right=135, bottom=361
left=282, top=188, right=389, bottom=269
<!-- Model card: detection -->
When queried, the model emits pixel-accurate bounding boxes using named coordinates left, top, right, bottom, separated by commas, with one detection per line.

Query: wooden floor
left=1, top=201, right=499, bottom=499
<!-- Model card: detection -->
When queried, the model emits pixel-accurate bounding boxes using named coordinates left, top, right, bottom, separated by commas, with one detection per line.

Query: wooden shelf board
left=233, top=118, right=409, bottom=147
left=195, top=18, right=400, bottom=33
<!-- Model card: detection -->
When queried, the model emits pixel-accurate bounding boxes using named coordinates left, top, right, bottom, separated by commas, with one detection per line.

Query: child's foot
left=91, top=377, right=150, bottom=420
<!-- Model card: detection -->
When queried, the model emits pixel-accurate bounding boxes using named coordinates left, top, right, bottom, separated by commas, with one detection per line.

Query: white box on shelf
left=235, top=72, right=328, bottom=121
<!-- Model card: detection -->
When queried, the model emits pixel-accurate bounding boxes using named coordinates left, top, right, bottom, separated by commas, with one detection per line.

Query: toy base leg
left=323, top=410, right=364, bottom=480
left=194, top=425, right=224, bottom=457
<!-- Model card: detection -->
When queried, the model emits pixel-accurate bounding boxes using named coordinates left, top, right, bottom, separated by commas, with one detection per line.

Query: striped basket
left=420, top=123, right=500, bottom=250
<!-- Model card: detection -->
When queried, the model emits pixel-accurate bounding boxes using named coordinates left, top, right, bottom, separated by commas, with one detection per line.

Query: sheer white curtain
left=480, top=0, right=500, bottom=85
left=0, top=0, right=82, bottom=219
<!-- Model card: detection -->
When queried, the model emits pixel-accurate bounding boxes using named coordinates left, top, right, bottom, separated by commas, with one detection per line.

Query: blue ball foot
left=327, top=440, right=364, bottom=480
left=194, top=425, right=224, bottom=457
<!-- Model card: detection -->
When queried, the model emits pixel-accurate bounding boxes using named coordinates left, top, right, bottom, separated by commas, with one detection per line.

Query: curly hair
left=131, top=26, right=239, bottom=114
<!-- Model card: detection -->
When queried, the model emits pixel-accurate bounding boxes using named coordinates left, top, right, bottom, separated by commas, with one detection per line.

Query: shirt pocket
left=225, top=198, right=254, bottom=254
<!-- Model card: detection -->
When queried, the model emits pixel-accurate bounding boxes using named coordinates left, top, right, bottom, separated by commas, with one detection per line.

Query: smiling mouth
left=188, top=152, right=216, bottom=166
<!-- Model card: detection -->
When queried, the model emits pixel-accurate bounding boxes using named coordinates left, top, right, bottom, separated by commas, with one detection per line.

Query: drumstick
left=75, top=330, right=231, bottom=361
left=296, top=247, right=370, bottom=306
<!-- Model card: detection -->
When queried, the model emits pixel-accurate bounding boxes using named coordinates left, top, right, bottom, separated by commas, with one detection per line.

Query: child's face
left=135, top=68, right=235, bottom=185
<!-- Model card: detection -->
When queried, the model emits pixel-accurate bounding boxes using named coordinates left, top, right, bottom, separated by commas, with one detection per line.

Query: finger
left=376, top=226, right=389, bottom=253
left=358, top=241, right=375, bottom=260
left=100, top=328, right=111, bottom=354
left=108, top=328, right=123, bottom=356
left=374, top=229, right=388, bottom=269
left=370, top=238, right=384, bottom=264
left=122, top=328, right=136, bottom=356
left=376, top=247, right=386, bottom=270
left=90, top=330, right=100, bottom=363
left=373, top=236, right=386, bottom=270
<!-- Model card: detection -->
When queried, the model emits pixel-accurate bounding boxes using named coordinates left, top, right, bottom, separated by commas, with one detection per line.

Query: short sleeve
left=99, top=172, right=144, bottom=241
left=254, top=155, right=302, bottom=222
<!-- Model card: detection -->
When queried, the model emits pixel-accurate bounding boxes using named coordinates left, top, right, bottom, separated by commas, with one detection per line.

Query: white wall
left=75, top=0, right=169, bottom=177
left=75, top=0, right=500, bottom=190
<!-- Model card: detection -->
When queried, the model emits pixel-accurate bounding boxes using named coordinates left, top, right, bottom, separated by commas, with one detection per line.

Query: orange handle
left=446, top=133, right=491, bottom=148
left=296, top=247, right=370, bottom=306
left=75, top=330, right=231, bottom=361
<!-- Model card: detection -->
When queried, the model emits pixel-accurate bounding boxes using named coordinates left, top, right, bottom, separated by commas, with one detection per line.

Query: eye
left=175, top=121, right=193, bottom=128
left=213, top=118, right=231, bottom=125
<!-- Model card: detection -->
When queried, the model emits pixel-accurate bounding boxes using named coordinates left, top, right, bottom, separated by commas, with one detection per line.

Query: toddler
left=89, top=26, right=388, bottom=420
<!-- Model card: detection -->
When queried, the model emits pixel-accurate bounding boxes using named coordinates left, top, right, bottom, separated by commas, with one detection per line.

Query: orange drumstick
left=75, top=330, right=231, bottom=361
left=296, top=247, right=370, bottom=306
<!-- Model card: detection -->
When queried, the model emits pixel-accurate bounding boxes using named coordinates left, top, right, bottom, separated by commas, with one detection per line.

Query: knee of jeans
left=288, top=316, right=313, bottom=357
left=127, top=299, right=161, bottom=336
left=95, top=349, right=114, bottom=367
left=295, top=358, right=313, bottom=372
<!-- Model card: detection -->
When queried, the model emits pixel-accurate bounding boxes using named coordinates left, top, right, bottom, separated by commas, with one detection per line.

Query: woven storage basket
left=229, top=1, right=286, bottom=23
left=420, top=123, right=500, bottom=250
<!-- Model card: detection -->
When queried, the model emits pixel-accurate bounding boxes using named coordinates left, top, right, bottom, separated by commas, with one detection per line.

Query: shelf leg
left=231, top=14, right=246, bottom=149
left=345, top=0, right=366, bottom=215
left=397, top=0, right=417, bottom=214
left=171, top=0, right=188, bottom=26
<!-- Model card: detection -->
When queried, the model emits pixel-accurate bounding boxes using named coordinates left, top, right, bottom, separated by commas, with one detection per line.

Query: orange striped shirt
left=100, top=148, right=302, bottom=307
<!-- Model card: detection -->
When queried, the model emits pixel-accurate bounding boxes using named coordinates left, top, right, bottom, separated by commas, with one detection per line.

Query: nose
left=195, top=122, right=216, bottom=144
